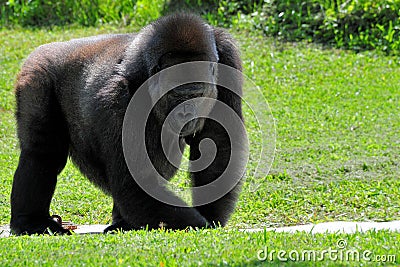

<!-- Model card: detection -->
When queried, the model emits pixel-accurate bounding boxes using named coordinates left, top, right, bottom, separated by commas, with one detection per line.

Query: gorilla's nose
left=176, top=103, right=195, bottom=122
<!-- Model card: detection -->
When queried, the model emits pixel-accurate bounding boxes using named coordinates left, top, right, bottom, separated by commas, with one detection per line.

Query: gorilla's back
left=20, top=33, right=137, bottom=190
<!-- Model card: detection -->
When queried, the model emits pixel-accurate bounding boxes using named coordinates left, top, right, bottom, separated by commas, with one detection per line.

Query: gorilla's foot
left=10, top=216, right=71, bottom=235
left=104, top=220, right=135, bottom=233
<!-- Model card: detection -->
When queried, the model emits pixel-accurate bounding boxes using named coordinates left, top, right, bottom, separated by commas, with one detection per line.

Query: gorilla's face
left=148, top=53, right=218, bottom=137
left=166, top=81, right=217, bottom=137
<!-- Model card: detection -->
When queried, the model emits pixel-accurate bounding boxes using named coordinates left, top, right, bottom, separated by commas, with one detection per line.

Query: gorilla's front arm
left=102, top=112, right=210, bottom=230
left=188, top=28, right=246, bottom=226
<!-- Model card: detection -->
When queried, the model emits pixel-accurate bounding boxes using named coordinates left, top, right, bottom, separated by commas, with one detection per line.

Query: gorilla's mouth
left=168, top=119, right=198, bottom=137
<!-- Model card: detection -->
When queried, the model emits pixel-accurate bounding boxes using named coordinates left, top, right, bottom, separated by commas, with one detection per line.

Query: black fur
left=10, top=13, right=244, bottom=235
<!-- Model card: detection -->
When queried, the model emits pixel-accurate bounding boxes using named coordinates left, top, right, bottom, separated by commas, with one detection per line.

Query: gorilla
left=10, top=13, right=246, bottom=235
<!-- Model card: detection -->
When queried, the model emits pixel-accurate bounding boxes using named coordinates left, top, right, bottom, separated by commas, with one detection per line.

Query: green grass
left=0, top=25, right=399, bottom=266
left=0, top=230, right=399, bottom=266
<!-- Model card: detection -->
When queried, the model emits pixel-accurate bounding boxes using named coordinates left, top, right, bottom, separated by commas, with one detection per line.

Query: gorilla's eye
left=154, top=64, right=162, bottom=74
left=211, top=64, right=216, bottom=76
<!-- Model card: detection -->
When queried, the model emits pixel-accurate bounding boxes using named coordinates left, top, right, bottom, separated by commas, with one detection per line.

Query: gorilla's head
left=143, top=14, right=219, bottom=137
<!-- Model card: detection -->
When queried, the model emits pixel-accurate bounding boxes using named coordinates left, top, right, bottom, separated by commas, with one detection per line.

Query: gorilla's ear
left=117, top=33, right=152, bottom=97
left=118, top=58, right=149, bottom=97
left=95, top=52, right=149, bottom=109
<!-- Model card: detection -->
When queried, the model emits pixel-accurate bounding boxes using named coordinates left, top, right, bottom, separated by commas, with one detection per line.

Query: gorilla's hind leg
left=10, top=69, right=70, bottom=235
left=11, top=150, right=70, bottom=235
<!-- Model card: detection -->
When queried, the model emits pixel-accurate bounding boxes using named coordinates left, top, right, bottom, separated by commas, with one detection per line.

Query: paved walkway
left=1, top=221, right=400, bottom=237
left=242, top=220, right=400, bottom=233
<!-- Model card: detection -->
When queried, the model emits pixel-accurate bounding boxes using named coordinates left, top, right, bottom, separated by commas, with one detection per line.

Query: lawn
left=0, top=25, right=399, bottom=266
